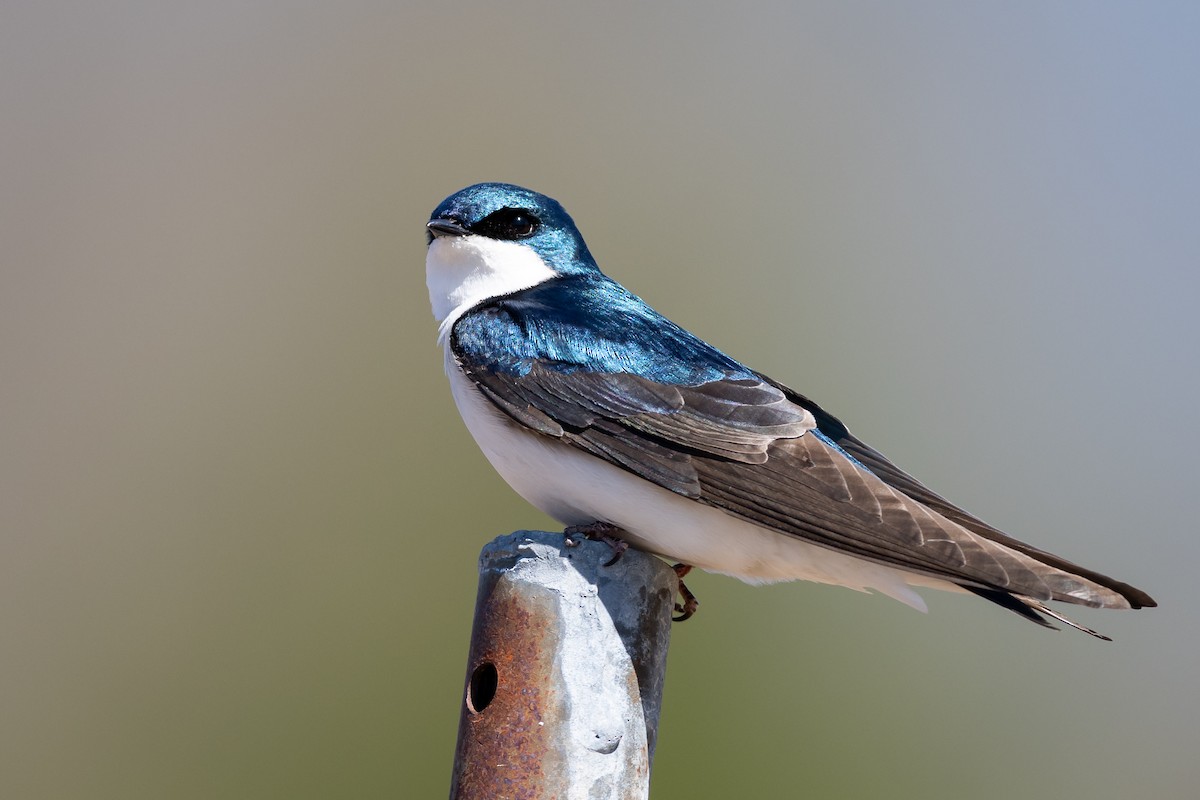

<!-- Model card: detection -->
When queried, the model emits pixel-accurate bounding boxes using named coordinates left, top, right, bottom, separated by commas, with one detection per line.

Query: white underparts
left=426, top=235, right=559, bottom=345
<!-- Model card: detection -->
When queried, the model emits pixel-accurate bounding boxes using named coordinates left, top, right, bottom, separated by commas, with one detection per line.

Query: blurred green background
left=2, top=2, right=1196, bottom=798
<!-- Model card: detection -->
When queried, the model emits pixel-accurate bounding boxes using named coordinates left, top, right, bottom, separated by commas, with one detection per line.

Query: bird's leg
left=672, top=563, right=699, bottom=622
left=563, top=521, right=629, bottom=567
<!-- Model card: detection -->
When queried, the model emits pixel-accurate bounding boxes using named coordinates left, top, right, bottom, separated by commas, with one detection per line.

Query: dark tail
left=963, top=586, right=1113, bottom=641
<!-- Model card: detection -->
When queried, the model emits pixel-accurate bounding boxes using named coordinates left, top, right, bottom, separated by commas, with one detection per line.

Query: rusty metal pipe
left=449, top=531, right=676, bottom=799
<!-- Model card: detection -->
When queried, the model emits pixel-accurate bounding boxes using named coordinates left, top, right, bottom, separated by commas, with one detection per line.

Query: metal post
left=449, top=530, right=676, bottom=800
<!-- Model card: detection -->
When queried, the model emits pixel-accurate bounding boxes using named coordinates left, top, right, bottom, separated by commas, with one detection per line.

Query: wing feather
left=757, top=377, right=1155, bottom=609
left=456, top=355, right=1138, bottom=607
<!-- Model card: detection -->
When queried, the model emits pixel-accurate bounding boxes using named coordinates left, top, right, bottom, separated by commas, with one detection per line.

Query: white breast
left=443, top=347, right=943, bottom=612
left=426, top=234, right=558, bottom=343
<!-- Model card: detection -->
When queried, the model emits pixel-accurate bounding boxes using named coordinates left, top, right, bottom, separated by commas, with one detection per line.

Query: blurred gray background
left=3, top=2, right=1196, bottom=798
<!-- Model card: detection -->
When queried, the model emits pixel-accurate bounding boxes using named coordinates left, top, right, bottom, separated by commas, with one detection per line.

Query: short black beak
left=426, top=218, right=470, bottom=239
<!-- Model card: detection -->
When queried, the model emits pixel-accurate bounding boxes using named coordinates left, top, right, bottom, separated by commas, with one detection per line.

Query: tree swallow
left=425, top=182, right=1155, bottom=637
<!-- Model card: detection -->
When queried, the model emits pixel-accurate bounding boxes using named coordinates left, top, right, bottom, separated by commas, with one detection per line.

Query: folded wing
left=458, top=356, right=1149, bottom=620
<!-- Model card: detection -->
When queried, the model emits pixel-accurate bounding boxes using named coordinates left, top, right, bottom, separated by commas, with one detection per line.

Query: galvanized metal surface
left=449, top=531, right=676, bottom=800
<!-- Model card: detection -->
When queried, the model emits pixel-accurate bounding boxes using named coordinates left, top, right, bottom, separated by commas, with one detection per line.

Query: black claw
left=672, top=563, right=699, bottom=622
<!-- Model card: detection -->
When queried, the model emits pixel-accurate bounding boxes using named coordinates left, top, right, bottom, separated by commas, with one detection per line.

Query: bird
left=424, top=182, right=1155, bottom=638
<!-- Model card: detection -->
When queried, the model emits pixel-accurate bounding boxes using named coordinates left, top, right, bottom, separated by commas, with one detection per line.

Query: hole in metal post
left=466, top=662, right=497, bottom=714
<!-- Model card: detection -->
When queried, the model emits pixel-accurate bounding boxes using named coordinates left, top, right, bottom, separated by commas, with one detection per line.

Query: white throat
left=426, top=235, right=559, bottom=344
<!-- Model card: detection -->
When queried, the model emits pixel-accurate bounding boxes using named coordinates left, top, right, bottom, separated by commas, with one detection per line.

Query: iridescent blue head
left=425, top=183, right=610, bottom=333
left=426, top=182, right=596, bottom=275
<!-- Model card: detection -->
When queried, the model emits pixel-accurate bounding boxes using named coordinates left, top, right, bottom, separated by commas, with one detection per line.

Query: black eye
left=474, top=208, right=540, bottom=240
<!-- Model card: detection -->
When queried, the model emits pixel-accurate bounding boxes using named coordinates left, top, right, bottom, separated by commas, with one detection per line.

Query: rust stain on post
left=451, top=569, right=567, bottom=798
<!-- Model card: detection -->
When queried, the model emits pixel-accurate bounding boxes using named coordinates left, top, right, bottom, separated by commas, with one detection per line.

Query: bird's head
left=425, top=183, right=598, bottom=329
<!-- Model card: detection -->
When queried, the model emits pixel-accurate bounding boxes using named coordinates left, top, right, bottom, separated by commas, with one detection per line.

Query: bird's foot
left=563, top=521, right=629, bottom=567
left=672, top=563, right=699, bottom=622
